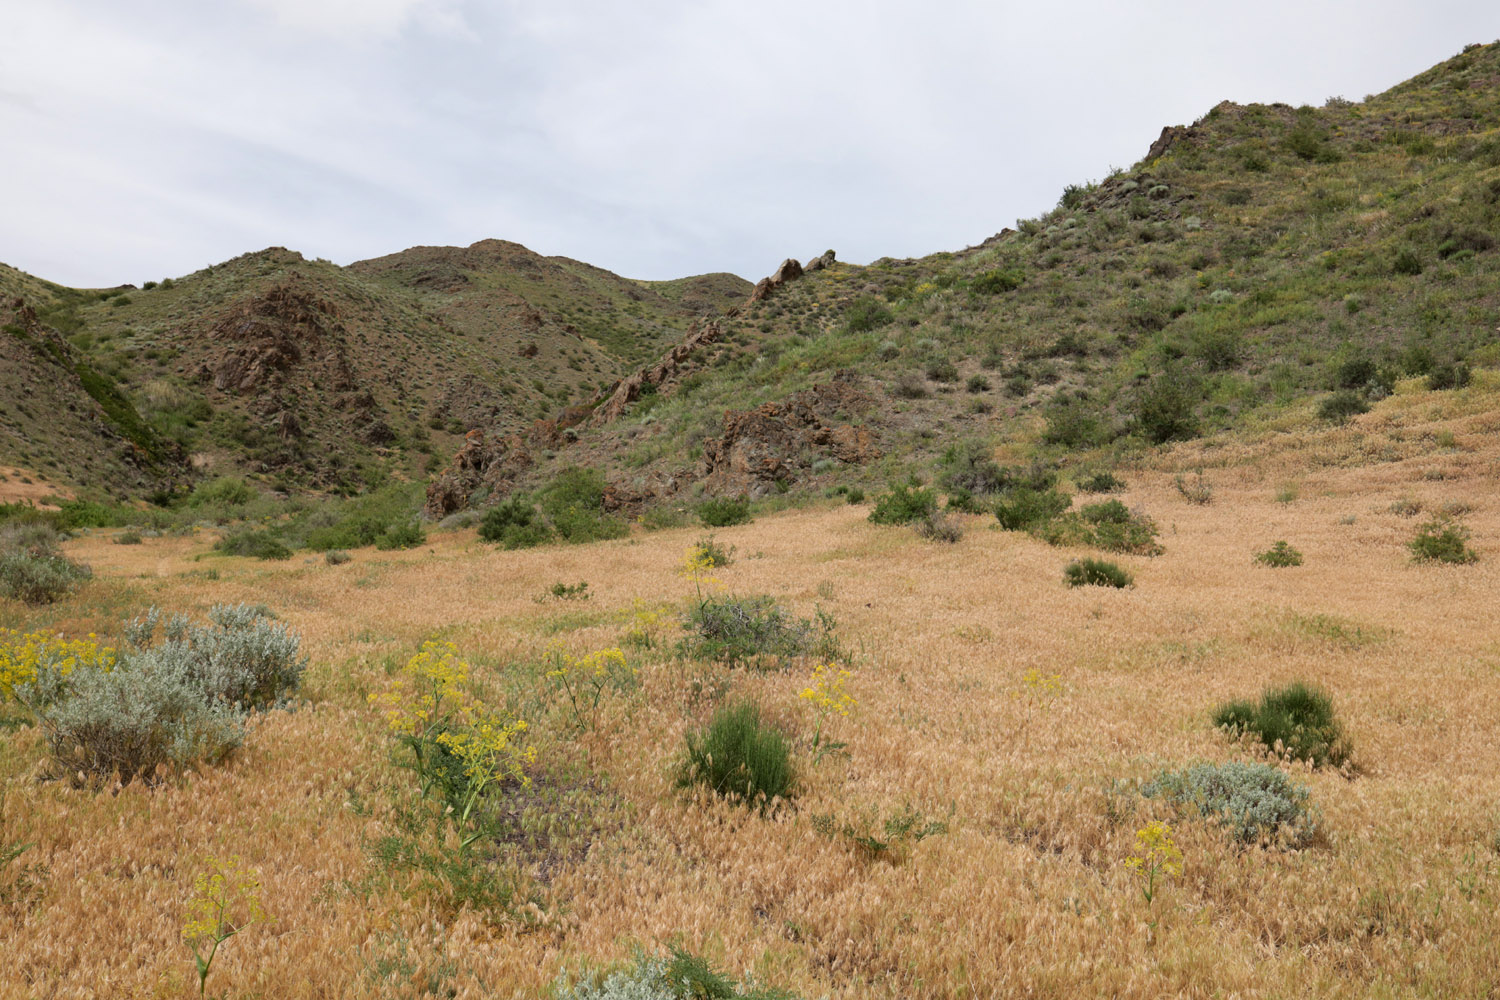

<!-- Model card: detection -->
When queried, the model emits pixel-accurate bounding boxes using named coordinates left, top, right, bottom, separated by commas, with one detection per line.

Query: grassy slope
left=551, top=41, right=1500, bottom=500
left=3, top=370, right=1499, bottom=997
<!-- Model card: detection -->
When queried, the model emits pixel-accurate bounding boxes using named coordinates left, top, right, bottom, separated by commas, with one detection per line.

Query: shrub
left=678, top=702, right=793, bottom=807
left=1143, top=762, right=1317, bottom=847
left=122, top=604, right=308, bottom=710
left=1393, top=248, right=1423, bottom=275
left=970, top=269, right=1024, bottom=294
left=1255, top=541, right=1303, bottom=567
left=1173, top=473, right=1213, bottom=505
left=1428, top=361, right=1472, bottom=390
left=0, top=525, right=90, bottom=604
left=1317, top=390, right=1369, bottom=423
left=868, top=485, right=937, bottom=525
left=938, top=441, right=1013, bottom=495
left=55, top=499, right=129, bottom=529
left=479, top=496, right=552, bottom=549
left=323, top=549, right=351, bottom=565
left=698, top=496, right=752, bottom=527
left=1078, top=470, right=1126, bottom=493
left=374, top=521, right=425, bottom=550
left=844, top=297, right=893, bottom=333
left=539, top=467, right=627, bottom=544
left=1212, top=682, right=1350, bottom=767
left=966, top=374, right=991, bottom=393
left=681, top=596, right=831, bottom=670
left=914, top=511, right=963, bottom=543
left=892, top=374, right=928, bottom=399
left=188, top=477, right=254, bottom=509
left=1408, top=518, right=1477, bottom=563
left=214, top=529, right=291, bottom=561
left=1063, top=558, right=1132, bottom=588
left=994, top=488, right=1070, bottom=531
left=115, top=530, right=142, bottom=545
left=1039, top=500, right=1162, bottom=555
left=844, top=487, right=865, bottom=505
left=557, top=947, right=798, bottom=1000
left=1134, top=369, right=1200, bottom=444
left=689, top=535, right=734, bottom=568
left=925, top=358, right=959, bottom=383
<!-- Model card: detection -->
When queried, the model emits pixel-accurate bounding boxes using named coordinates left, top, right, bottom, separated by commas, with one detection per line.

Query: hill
left=428, top=41, right=1500, bottom=512
left=0, top=242, right=748, bottom=497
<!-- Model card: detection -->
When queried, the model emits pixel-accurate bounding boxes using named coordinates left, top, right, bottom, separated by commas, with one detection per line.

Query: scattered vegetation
left=1143, top=762, right=1318, bottom=848
left=1255, top=541, right=1304, bottom=567
left=1408, top=518, right=1478, bottom=563
left=697, top=496, right=752, bottom=528
left=1212, top=682, right=1350, bottom=768
left=677, top=701, right=793, bottom=809
left=1063, top=558, right=1133, bottom=589
left=0, top=524, right=91, bottom=604
left=867, top=484, right=937, bottom=526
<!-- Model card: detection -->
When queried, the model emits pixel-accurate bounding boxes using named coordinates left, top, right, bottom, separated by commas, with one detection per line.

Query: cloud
left=236, top=0, right=470, bottom=39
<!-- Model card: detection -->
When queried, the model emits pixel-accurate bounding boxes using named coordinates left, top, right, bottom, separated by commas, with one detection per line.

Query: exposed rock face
left=701, top=372, right=880, bottom=498
left=1146, top=124, right=1198, bottom=162
left=802, top=249, right=836, bottom=273
left=748, top=255, right=815, bottom=302
left=424, top=427, right=535, bottom=517
left=206, top=282, right=355, bottom=394
left=587, top=320, right=721, bottom=427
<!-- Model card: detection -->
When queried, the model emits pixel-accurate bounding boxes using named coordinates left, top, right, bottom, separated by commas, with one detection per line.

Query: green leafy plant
left=1212, top=681, right=1351, bottom=767
left=1318, top=390, right=1370, bottom=423
left=183, top=856, right=266, bottom=998
left=375, top=521, right=425, bottom=551
left=868, top=484, right=937, bottom=525
left=0, top=524, right=91, bottom=604
left=678, top=701, right=793, bottom=808
left=688, top=535, right=735, bottom=568
left=214, top=528, right=291, bottom=561
left=810, top=804, right=948, bottom=863
left=1255, top=541, right=1303, bottom=567
left=548, top=580, right=591, bottom=600
left=1063, top=558, right=1132, bottom=589
left=697, top=496, right=752, bottom=527
left=1409, top=518, right=1477, bottom=564
left=994, top=488, right=1070, bottom=531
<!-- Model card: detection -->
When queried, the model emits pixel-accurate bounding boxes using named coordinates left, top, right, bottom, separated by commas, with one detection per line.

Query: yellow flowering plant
left=621, top=599, right=672, bottom=651
left=1124, top=820, right=1184, bottom=905
left=368, top=641, right=534, bottom=847
left=546, top=643, right=637, bottom=732
left=182, top=856, right=266, bottom=998
left=799, top=662, right=855, bottom=759
left=0, top=628, right=116, bottom=720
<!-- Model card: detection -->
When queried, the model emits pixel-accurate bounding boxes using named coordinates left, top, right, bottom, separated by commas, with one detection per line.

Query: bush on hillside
left=1143, top=762, right=1317, bottom=847
left=844, top=297, right=893, bottom=333
left=1212, top=682, right=1350, bottom=768
left=1317, top=390, right=1370, bottom=423
left=914, top=510, right=963, bottom=543
left=868, top=485, right=937, bottom=525
left=539, top=467, right=628, bottom=544
left=678, top=702, right=793, bottom=808
left=1255, top=541, right=1303, bottom=567
left=994, top=488, right=1070, bottom=531
left=478, top=496, right=554, bottom=549
left=698, top=496, right=752, bottom=528
left=970, top=269, right=1025, bottom=294
left=1038, top=500, right=1163, bottom=555
left=0, top=524, right=91, bottom=604
left=374, top=521, right=425, bottom=550
left=1078, top=470, right=1127, bottom=494
left=1408, top=518, right=1477, bottom=564
left=1063, top=558, right=1132, bottom=588
left=214, top=528, right=291, bottom=561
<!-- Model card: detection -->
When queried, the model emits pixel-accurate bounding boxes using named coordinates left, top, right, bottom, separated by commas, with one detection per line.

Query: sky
left=2, top=1, right=1498, bottom=288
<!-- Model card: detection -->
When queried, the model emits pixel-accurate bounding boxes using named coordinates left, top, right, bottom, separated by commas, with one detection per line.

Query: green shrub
left=479, top=496, right=545, bottom=544
left=1255, top=541, right=1303, bottom=567
left=214, top=529, right=291, bottom=561
left=681, top=596, right=832, bottom=670
left=1063, top=558, right=1132, bottom=588
left=1134, top=369, right=1200, bottom=444
left=374, top=521, right=425, bottom=550
left=1393, top=248, right=1423, bottom=275
left=1078, top=470, right=1126, bottom=493
left=970, top=269, right=1024, bottom=294
left=55, top=498, right=129, bottom=529
left=0, top=525, right=90, bottom=604
left=868, top=485, right=937, bottom=525
left=1143, top=762, right=1317, bottom=847
left=925, top=358, right=959, bottom=383
left=965, top=374, right=991, bottom=393
left=1428, top=361, right=1472, bottom=390
left=844, top=487, right=865, bottom=505
left=1038, top=499, right=1162, bottom=555
left=678, top=702, right=793, bottom=807
left=1212, top=682, right=1350, bottom=767
left=122, top=604, right=308, bottom=710
left=937, top=441, right=1012, bottom=495
left=1317, top=390, right=1370, bottom=423
left=115, top=530, right=143, bottom=545
left=539, top=467, right=627, bottom=544
left=1408, top=518, right=1477, bottom=563
left=188, top=477, right=255, bottom=509
left=994, top=488, right=1070, bottom=531
left=844, top=297, right=893, bottom=333
left=324, top=550, right=351, bottom=565
left=698, top=496, right=752, bottom=527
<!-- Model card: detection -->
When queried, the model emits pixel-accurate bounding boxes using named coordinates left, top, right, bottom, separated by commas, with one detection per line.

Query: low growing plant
left=1255, top=541, right=1304, bottom=567
left=1063, top=558, right=1132, bottom=589
left=1212, top=681, right=1350, bottom=768
left=1143, top=761, right=1317, bottom=847
left=697, top=496, right=752, bottom=528
left=678, top=701, right=793, bottom=809
left=1408, top=518, right=1477, bottom=564
left=868, top=484, right=937, bottom=525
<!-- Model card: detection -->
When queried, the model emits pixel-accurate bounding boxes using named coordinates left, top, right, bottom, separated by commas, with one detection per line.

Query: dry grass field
left=4, top=377, right=1500, bottom=999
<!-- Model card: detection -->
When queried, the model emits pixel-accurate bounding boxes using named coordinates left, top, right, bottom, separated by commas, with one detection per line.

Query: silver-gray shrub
left=123, top=603, right=307, bottom=710
left=41, top=659, right=244, bottom=784
left=39, top=604, right=305, bottom=783
left=1142, top=761, right=1317, bottom=848
left=556, top=956, right=675, bottom=1000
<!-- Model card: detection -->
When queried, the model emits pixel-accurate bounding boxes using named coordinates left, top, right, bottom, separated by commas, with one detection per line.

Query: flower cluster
left=0, top=628, right=117, bottom=711
left=1016, top=668, right=1063, bottom=700
left=183, top=855, right=266, bottom=997
left=1124, top=821, right=1184, bottom=904
left=434, top=713, right=535, bottom=788
left=799, top=662, right=856, bottom=717
left=368, top=640, right=470, bottom=738
left=621, top=600, right=672, bottom=650
left=546, top=643, right=636, bottom=731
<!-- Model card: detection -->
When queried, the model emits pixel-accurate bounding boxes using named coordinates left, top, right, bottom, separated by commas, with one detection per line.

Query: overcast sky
left=2, top=1, right=1497, bottom=288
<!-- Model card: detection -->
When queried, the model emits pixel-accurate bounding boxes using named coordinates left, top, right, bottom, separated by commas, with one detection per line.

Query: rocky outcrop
left=802, top=249, right=836, bottom=273
left=701, top=372, right=880, bottom=498
left=1146, top=124, right=1198, bottom=162
left=205, top=282, right=355, bottom=394
left=587, top=320, right=721, bottom=427
left=424, top=428, right=535, bottom=518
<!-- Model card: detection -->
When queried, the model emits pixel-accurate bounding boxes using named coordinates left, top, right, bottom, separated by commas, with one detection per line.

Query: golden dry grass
left=5, top=383, right=1500, bottom=999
